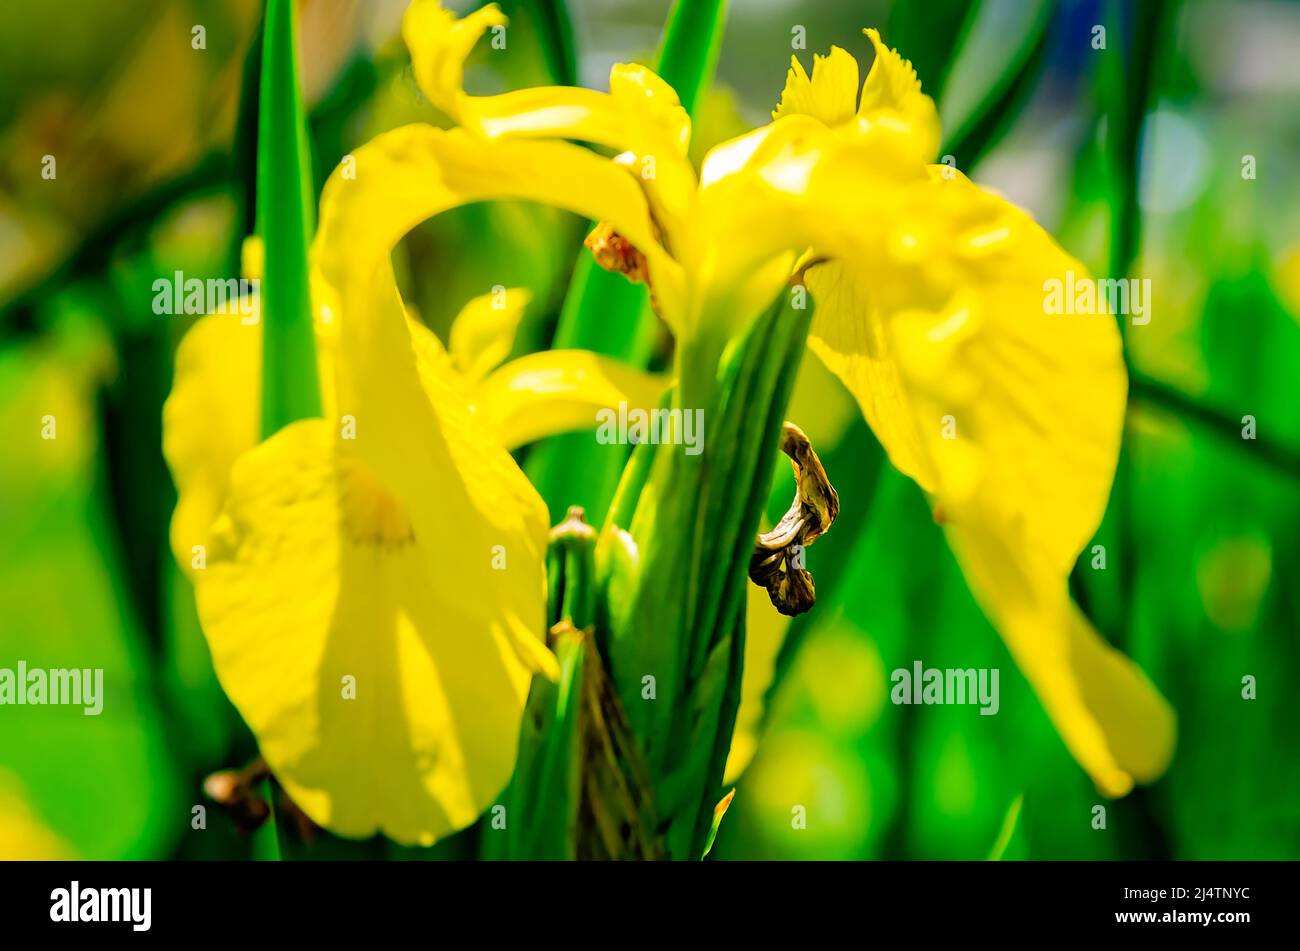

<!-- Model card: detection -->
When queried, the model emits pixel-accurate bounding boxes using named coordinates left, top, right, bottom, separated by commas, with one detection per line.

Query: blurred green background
left=1, top=0, right=1297, bottom=860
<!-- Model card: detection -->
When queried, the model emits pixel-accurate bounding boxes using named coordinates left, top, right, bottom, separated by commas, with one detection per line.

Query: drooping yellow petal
left=177, top=109, right=649, bottom=845
left=470, top=349, right=668, bottom=452
left=808, top=169, right=1125, bottom=569
left=448, top=287, right=531, bottom=383
left=314, top=127, right=575, bottom=693
left=311, top=129, right=647, bottom=567
left=195, top=421, right=543, bottom=844
left=169, top=287, right=556, bottom=844
left=802, top=167, right=1173, bottom=793
left=945, top=512, right=1176, bottom=796
left=314, top=132, right=560, bottom=686
left=764, top=31, right=1172, bottom=792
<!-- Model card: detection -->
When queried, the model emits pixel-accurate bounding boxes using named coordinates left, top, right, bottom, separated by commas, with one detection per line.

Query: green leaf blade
left=257, top=0, right=321, bottom=437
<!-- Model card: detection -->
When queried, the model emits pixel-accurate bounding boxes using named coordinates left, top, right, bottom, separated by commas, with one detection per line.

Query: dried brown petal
left=749, top=422, right=839, bottom=616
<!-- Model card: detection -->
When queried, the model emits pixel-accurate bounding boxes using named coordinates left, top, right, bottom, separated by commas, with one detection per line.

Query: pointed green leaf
left=257, top=0, right=321, bottom=437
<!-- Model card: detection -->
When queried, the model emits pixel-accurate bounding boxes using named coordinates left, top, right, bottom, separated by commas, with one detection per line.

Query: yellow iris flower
left=395, top=1, right=1172, bottom=795
left=167, top=0, right=1175, bottom=847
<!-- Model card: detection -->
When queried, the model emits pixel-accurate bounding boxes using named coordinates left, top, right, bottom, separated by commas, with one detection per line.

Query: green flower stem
left=599, top=289, right=812, bottom=858
left=257, top=0, right=321, bottom=437
left=688, top=299, right=808, bottom=680
left=682, top=298, right=812, bottom=858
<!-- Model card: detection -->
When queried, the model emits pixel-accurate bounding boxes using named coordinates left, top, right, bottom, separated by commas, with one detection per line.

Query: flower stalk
left=596, top=288, right=814, bottom=858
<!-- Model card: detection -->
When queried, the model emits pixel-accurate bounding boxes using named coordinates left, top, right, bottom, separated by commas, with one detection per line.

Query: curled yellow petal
left=314, top=124, right=682, bottom=342
left=401, top=0, right=506, bottom=121
left=403, top=0, right=689, bottom=160
left=471, top=349, right=668, bottom=452
left=402, top=1, right=695, bottom=255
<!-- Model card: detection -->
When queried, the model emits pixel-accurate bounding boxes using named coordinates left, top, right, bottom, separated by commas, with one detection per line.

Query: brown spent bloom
left=749, top=422, right=840, bottom=616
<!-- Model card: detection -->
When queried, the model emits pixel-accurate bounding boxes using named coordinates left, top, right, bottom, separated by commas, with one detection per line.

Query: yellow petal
left=723, top=581, right=793, bottom=783
left=402, top=1, right=695, bottom=256
left=945, top=512, right=1176, bottom=795
left=314, top=124, right=682, bottom=341
left=403, top=0, right=689, bottom=157
left=164, top=293, right=338, bottom=575
left=470, top=349, right=668, bottom=452
left=772, top=46, right=860, bottom=125
left=448, top=287, right=531, bottom=383
left=313, top=126, right=572, bottom=700
left=771, top=31, right=939, bottom=165
left=0, top=774, right=74, bottom=859
left=693, top=115, right=928, bottom=342
left=162, top=314, right=261, bottom=574
left=805, top=168, right=1173, bottom=791
left=804, top=261, right=937, bottom=492
left=401, top=0, right=506, bottom=121
left=857, top=29, right=940, bottom=162
left=196, top=420, right=547, bottom=845
left=811, top=170, right=1124, bottom=569
left=459, top=66, right=691, bottom=156
left=692, top=117, right=840, bottom=338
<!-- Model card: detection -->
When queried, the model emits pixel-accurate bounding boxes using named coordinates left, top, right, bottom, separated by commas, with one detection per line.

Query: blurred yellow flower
left=0, top=772, right=73, bottom=860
